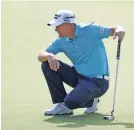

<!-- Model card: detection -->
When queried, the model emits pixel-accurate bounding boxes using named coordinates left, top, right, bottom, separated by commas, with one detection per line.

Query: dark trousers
left=41, top=61, right=109, bottom=109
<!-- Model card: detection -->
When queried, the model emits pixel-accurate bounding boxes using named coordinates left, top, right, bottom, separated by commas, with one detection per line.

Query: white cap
left=47, top=10, right=75, bottom=26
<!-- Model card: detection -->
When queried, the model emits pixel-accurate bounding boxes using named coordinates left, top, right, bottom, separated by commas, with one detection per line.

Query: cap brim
left=47, top=19, right=63, bottom=26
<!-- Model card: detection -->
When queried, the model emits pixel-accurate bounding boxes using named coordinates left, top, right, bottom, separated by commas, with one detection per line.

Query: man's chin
left=58, top=34, right=66, bottom=38
left=59, top=35, right=66, bottom=38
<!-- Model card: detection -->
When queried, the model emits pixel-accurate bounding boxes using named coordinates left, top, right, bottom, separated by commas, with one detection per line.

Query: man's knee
left=41, top=61, right=50, bottom=73
left=64, top=97, right=80, bottom=110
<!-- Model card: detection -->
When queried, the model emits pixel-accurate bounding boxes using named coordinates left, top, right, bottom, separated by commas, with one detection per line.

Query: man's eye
left=54, top=17, right=58, bottom=19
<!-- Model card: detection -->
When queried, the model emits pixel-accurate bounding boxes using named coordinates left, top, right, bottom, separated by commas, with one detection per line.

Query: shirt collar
left=66, top=23, right=79, bottom=41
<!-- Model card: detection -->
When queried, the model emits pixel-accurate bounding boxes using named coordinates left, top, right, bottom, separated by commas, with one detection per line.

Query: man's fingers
left=119, top=31, right=125, bottom=42
left=122, top=31, right=125, bottom=41
left=48, top=59, right=55, bottom=71
left=53, top=60, right=60, bottom=71
left=49, top=61, right=54, bottom=70
left=113, top=32, right=117, bottom=39
left=114, top=32, right=121, bottom=41
left=48, top=56, right=60, bottom=71
left=114, top=31, right=125, bottom=42
left=56, top=61, right=60, bottom=70
left=49, top=60, right=58, bottom=71
left=120, top=32, right=123, bottom=42
left=118, top=32, right=122, bottom=41
left=53, top=60, right=58, bottom=71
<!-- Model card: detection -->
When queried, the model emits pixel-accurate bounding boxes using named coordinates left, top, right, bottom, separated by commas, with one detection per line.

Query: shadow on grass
left=43, top=113, right=134, bottom=128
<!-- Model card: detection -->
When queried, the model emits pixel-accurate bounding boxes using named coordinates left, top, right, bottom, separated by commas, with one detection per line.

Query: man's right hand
left=47, top=54, right=60, bottom=71
left=38, top=51, right=60, bottom=71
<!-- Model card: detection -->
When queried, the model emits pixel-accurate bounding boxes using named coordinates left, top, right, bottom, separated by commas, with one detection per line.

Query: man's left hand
left=113, top=25, right=125, bottom=42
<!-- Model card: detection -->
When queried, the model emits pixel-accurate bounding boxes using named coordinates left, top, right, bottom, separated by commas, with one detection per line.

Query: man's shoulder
left=76, top=22, right=96, bottom=34
left=77, top=22, right=95, bottom=29
left=53, top=37, right=66, bottom=44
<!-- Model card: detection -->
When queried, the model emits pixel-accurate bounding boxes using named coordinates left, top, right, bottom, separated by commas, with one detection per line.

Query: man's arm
left=89, top=23, right=125, bottom=41
left=109, top=27, right=116, bottom=36
left=38, top=50, right=52, bottom=62
left=38, top=50, right=60, bottom=71
left=38, top=38, right=62, bottom=71
left=38, top=38, right=61, bottom=61
left=109, top=25, right=125, bottom=42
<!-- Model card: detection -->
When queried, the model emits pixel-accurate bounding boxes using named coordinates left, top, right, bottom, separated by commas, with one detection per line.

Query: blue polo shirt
left=46, top=23, right=110, bottom=78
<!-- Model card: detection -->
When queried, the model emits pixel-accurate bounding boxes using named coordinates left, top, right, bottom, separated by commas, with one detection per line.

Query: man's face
left=55, top=23, right=71, bottom=38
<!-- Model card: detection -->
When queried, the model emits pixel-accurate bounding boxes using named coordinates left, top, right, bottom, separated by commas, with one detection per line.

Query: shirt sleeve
left=45, top=38, right=62, bottom=55
left=89, top=23, right=110, bottom=39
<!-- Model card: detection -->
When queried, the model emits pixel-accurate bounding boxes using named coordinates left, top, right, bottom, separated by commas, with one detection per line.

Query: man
left=38, top=10, right=125, bottom=116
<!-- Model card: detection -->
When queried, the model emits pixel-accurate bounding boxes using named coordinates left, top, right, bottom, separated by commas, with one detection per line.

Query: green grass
left=2, top=1, right=134, bottom=130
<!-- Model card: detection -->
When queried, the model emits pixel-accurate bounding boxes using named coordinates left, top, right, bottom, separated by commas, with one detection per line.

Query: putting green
left=2, top=1, right=134, bottom=130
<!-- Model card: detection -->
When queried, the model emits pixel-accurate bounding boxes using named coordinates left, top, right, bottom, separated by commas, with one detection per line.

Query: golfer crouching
left=38, top=10, right=125, bottom=116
